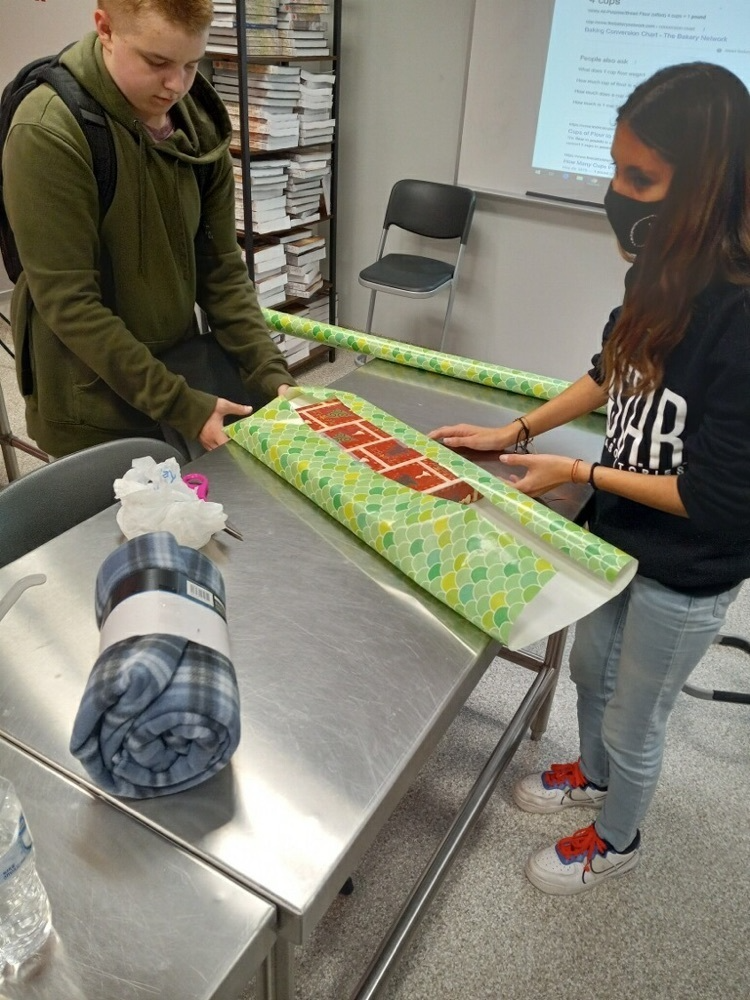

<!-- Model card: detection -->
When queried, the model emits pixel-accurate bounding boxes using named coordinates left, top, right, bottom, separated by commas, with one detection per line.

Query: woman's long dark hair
left=602, top=62, right=750, bottom=394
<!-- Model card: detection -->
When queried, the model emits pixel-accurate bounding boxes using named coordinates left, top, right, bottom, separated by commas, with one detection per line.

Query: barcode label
left=186, top=580, right=215, bottom=608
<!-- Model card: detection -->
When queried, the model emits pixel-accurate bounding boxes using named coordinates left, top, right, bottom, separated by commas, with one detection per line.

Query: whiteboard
left=459, top=0, right=750, bottom=206
left=458, top=0, right=554, bottom=201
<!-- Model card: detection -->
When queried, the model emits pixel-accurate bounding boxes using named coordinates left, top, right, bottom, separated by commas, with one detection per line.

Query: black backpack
left=0, top=48, right=115, bottom=283
left=0, top=47, right=212, bottom=285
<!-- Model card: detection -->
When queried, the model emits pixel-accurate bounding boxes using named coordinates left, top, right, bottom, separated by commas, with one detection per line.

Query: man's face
left=95, top=7, right=209, bottom=127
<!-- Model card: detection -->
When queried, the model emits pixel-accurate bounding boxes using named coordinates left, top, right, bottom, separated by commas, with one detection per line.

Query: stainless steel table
left=0, top=736, right=276, bottom=1000
left=0, top=359, right=605, bottom=999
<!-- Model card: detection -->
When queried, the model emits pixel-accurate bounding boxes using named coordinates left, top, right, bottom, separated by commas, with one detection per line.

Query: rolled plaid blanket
left=70, top=532, right=241, bottom=798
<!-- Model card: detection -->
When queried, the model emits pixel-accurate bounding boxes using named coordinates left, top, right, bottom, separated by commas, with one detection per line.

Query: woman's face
left=610, top=121, right=674, bottom=202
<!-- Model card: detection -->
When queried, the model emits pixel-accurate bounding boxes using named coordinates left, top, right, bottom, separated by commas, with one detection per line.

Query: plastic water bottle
left=0, top=778, right=51, bottom=970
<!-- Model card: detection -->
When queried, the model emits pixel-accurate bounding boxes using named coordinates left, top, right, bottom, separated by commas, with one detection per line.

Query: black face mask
left=603, top=183, right=664, bottom=256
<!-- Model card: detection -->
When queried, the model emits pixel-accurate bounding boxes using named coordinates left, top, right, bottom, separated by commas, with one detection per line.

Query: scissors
left=183, top=473, right=244, bottom=541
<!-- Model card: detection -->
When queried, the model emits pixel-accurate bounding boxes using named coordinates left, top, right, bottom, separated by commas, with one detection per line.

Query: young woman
left=430, top=62, right=750, bottom=895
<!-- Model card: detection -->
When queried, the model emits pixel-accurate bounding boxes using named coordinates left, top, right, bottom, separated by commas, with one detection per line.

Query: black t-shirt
left=588, top=282, right=750, bottom=595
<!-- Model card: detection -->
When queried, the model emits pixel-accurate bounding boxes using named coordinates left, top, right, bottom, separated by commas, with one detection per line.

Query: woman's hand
left=429, top=374, right=608, bottom=455
left=427, top=422, right=519, bottom=452
left=198, top=398, right=253, bottom=450
left=499, top=452, right=575, bottom=497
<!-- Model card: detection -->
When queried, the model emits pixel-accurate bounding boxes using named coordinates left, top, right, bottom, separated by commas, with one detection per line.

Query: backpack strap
left=36, top=63, right=116, bottom=218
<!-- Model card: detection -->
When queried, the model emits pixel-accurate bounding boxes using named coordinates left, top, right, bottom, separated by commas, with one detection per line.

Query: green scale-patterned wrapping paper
left=264, top=310, right=571, bottom=401
left=227, top=388, right=634, bottom=647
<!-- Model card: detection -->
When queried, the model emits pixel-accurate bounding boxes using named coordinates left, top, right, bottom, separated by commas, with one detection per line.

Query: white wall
left=0, top=0, right=96, bottom=294
left=0, top=0, right=94, bottom=84
left=1, top=0, right=630, bottom=382
left=336, top=0, right=629, bottom=382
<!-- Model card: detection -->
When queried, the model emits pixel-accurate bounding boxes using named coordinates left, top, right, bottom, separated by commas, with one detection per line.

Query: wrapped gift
left=227, top=388, right=635, bottom=649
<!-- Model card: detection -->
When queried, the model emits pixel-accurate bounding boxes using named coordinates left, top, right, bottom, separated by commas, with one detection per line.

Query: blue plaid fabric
left=70, top=532, right=241, bottom=798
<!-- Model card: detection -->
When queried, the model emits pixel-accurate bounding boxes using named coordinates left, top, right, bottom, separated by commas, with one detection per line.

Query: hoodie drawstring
left=173, top=161, right=190, bottom=280
left=133, top=121, right=191, bottom=279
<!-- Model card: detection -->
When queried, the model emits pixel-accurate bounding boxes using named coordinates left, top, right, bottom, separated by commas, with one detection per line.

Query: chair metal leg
left=437, top=282, right=458, bottom=355
left=365, top=290, right=377, bottom=334
left=682, top=631, right=750, bottom=704
left=714, top=632, right=750, bottom=655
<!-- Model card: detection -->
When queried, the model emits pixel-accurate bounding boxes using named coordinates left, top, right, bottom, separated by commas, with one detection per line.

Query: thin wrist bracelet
left=513, top=415, right=534, bottom=454
left=571, top=458, right=582, bottom=483
left=588, top=462, right=601, bottom=488
left=514, top=417, right=534, bottom=446
left=515, top=415, right=531, bottom=437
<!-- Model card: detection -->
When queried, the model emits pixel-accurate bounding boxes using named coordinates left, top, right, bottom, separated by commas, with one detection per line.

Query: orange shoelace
left=542, top=759, right=588, bottom=790
left=555, top=824, right=609, bottom=868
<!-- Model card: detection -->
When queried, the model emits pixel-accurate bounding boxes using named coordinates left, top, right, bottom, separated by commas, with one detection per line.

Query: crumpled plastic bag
left=113, top=457, right=226, bottom=549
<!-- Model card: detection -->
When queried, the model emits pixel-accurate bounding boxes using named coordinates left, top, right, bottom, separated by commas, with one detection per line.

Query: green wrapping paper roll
left=264, top=309, right=571, bottom=401
left=227, top=387, right=636, bottom=649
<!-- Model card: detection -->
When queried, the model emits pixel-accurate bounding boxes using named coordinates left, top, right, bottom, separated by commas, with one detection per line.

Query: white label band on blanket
left=98, top=591, right=232, bottom=659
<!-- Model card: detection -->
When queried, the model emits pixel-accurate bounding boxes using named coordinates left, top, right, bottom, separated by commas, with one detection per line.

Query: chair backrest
left=383, top=179, right=476, bottom=243
left=0, top=437, right=186, bottom=568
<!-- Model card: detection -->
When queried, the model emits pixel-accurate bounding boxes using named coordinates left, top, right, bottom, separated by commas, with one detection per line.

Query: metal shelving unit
left=213, top=0, right=340, bottom=368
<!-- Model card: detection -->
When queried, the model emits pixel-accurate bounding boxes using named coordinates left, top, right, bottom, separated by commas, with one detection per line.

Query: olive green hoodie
left=3, top=32, right=293, bottom=456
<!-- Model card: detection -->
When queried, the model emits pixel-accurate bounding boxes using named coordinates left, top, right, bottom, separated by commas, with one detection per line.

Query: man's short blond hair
left=99, top=0, right=214, bottom=34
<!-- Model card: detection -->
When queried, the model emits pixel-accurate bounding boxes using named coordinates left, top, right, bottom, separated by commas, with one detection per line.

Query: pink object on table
left=182, top=473, right=243, bottom=540
left=182, top=473, right=210, bottom=501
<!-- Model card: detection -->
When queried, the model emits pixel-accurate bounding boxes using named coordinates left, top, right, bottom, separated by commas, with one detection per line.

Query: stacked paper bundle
left=280, top=334, right=312, bottom=366
left=215, top=62, right=302, bottom=152
left=298, top=68, right=335, bottom=146
left=287, top=149, right=331, bottom=226
left=209, top=1, right=331, bottom=57
left=243, top=242, right=289, bottom=308
left=234, top=157, right=292, bottom=234
left=284, top=232, right=326, bottom=300
left=208, top=1, right=280, bottom=55
left=247, top=64, right=301, bottom=151
left=296, top=294, right=334, bottom=323
left=276, top=0, right=330, bottom=57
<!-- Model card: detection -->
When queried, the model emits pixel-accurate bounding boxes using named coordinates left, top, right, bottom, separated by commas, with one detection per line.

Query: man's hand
left=198, top=398, right=253, bottom=451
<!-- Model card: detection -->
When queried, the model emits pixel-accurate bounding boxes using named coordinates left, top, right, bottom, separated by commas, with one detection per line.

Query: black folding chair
left=358, top=178, right=476, bottom=353
left=683, top=633, right=750, bottom=705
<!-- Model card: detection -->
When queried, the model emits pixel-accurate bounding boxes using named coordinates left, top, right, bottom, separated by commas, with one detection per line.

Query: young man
left=3, top=0, right=293, bottom=457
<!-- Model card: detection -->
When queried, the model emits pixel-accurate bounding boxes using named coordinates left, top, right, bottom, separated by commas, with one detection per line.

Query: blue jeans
left=569, top=574, right=740, bottom=851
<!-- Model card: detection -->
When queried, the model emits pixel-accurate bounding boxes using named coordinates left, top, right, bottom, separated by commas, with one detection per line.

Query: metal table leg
left=0, top=379, right=49, bottom=483
left=497, top=627, right=568, bottom=740
left=271, top=938, right=295, bottom=1000
left=256, top=955, right=274, bottom=1000
left=349, top=657, right=561, bottom=1000
left=0, top=382, right=21, bottom=482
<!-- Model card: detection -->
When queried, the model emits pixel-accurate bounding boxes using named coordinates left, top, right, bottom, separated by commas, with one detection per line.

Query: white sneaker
left=513, top=759, right=607, bottom=814
left=525, top=822, right=641, bottom=895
